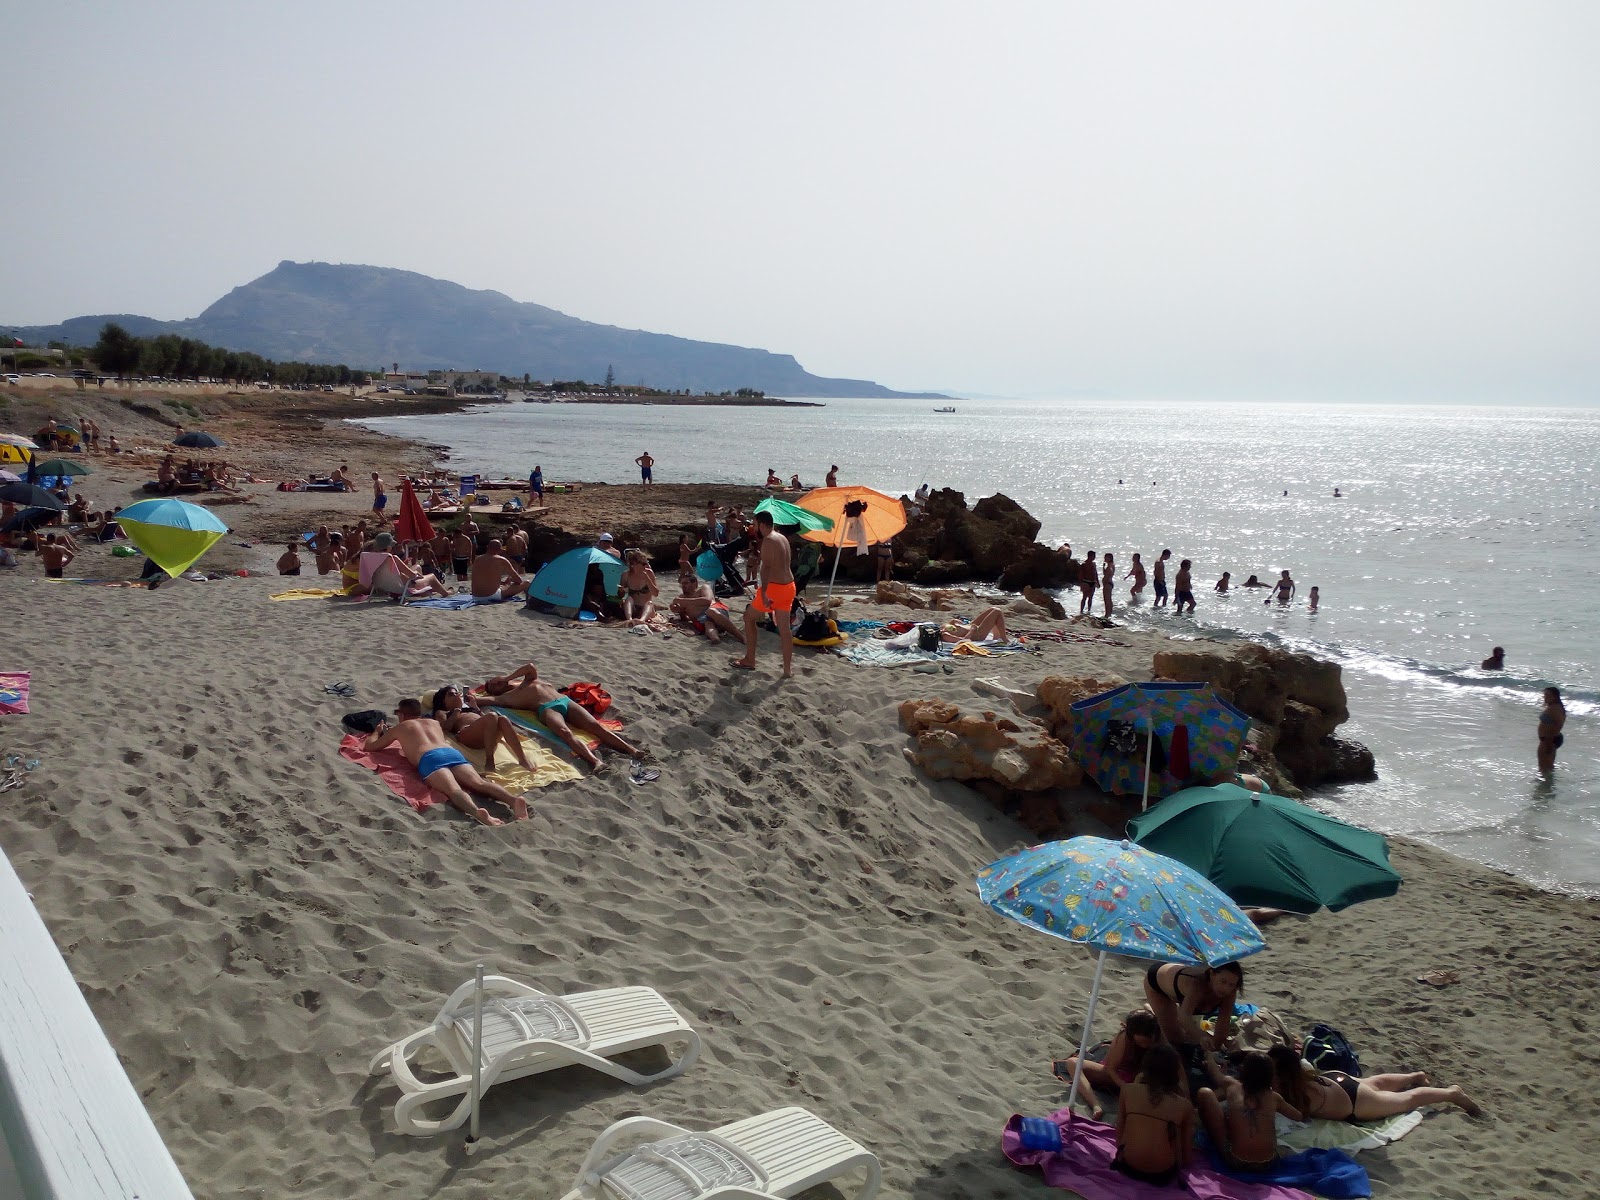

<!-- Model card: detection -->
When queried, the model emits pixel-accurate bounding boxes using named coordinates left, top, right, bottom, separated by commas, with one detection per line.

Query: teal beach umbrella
left=752, top=495, right=834, bottom=533
left=117, top=497, right=228, bottom=577
left=1127, top=783, right=1402, bottom=914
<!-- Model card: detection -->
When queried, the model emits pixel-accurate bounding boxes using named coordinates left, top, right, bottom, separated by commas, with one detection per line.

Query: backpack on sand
left=1303, top=1023, right=1362, bottom=1076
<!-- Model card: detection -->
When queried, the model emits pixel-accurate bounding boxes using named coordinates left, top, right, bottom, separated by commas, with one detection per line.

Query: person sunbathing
left=366, top=533, right=450, bottom=601
left=1113, top=1043, right=1194, bottom=1186
left=362, top=699, right=526, bottom=824
left=1197, top=1051, right=1301, bottom=1171
left=430, top=685, right=533, bottom=772
left=1266, top=1044, right=1481, bottom=1122
left=468, top=538, right=526, bottom=599
left=619, top=549, right=659, bottom=624
left=670, top=570, right=744, bottom=645
left=941, top=607, right=1010, bottom=642
left=476, top=662, right=643, bottom=772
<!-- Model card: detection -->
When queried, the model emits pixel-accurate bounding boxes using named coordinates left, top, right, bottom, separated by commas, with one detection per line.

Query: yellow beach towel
left=270, top=586, right=346, bottom=601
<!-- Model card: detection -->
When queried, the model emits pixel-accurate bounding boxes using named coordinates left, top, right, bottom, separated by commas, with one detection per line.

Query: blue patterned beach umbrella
left=1067, top=681, right=1252, bottom=807
left=977, top=836, right=1265, bottom=1121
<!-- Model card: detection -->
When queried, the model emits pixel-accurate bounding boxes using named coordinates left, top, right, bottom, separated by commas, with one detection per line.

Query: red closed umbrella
left=393, top=478, right=435, bottom=544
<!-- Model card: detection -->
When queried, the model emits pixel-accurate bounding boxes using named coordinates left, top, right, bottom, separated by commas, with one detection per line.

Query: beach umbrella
left=0, top=469, right=20, bottom=483
left=116, top=497, right=228, bottom=578
left=1128, top=783, right=1403, bottom=914
left=28, top=457, right=92, bottom=479
left=1067, top=682, right=1252, bottom=810
left=173, top=431, right=225, bottom=449
left=752, top=495, right=834, bottom=534
left=796, top=485, right=906, bottom=604
left=978, top=836, right=1265, bottom=1122
left=0, top=507, right=58, bottom=534
left=393, top=478, right=435, bottom=544
left=0, top=433, right=38, bottom=450
left=0, top=483, right=66, bottom=510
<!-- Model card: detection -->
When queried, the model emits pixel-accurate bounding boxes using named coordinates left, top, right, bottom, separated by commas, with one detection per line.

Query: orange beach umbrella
left=393, top=478, right=435, bottom=544
left=796, top=486, right=906, bottom=547
left=797, top=485, right=907, bottom=603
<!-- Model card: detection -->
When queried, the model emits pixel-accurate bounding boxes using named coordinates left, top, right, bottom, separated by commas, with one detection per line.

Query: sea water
left=356, top=398, right=1599, bottom=896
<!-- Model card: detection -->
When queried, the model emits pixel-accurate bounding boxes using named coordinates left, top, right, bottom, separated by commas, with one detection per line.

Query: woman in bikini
left=618, top=549, right=659, bottom=625
left=430, top=685, right=534, bottom=773
left=1266, top=1045, right=1481, bottom=1122
left=1113, top=1043, right=1194, bottom=1186
left=1100, top=551, right=1116, bottom=618
left=1538, top=686, right=1566, bottom=774
left=1144, top=961, right=1243, bottom=1095
left=1052, top=1009, right=1162, bottom=1120
left=1198, top=1051, right=1300, bottom=1171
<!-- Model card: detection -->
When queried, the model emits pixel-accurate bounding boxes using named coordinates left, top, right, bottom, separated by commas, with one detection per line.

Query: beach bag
left=1102, top=719, right=1140, bottom=756
left=917, top=622, right=942, bottom=652
left=341, top=710, right=387, bottom=735
left=1229, top=1007, right=1296, bottom=1055
left=561, top=682, right=612, bottom=717
left=1304, top=1023, right=1362, bottom=1076
left=795, top=604, right=833, bottom=643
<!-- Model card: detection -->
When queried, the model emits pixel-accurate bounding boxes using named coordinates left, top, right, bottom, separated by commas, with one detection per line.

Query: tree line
left=91, top=323, right=370, bottom=387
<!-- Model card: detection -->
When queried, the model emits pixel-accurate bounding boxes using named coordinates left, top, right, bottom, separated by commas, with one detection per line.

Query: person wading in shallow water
left=1538, top=687, right=1566, bottom=775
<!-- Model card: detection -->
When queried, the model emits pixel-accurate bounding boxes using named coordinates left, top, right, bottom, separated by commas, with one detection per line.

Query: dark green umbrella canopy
left=1127, top=782, right=1402, bottom=914
left=0, top=482, right=65, bottom=509
left=28, top=458, right=92, bottom=478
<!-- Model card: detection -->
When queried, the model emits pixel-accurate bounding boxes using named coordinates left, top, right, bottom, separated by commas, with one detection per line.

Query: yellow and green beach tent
left=117, top=498, right=229, bottom=578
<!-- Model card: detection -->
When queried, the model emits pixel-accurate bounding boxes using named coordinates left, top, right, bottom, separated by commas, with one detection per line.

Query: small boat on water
left=934, top=406, right=957, bottom=413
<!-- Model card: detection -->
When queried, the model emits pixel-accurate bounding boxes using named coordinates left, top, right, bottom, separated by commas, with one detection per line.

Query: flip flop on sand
left=1417, top=969, right=1461, bottom=988
left=324, top=682, right=356, bottom=698
left=629, top=759, right=661, bottom=785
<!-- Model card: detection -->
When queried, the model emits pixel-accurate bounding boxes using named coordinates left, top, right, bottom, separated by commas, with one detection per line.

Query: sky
left=4, top=1, right=1599, bottom=401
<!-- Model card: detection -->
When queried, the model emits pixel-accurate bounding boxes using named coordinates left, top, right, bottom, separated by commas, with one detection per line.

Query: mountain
left=11, top=261, right=944, bottom=398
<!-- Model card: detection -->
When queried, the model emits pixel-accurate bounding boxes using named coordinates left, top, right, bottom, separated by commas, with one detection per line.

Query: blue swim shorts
left=416, top=746, right=468, bottom=777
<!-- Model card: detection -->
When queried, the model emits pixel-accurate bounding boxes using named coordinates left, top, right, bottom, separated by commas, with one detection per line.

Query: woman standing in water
left=1101, top=552, right=1116, bottom=618
left=1539, top=687, right=1566, bottom=774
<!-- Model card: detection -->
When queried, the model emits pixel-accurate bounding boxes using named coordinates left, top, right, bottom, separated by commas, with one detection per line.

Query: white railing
left=0, top=844, right=195, bottom=1199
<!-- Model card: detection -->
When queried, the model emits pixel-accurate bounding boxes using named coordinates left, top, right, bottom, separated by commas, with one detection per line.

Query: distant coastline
left=529, top=392, right=825, bottom=409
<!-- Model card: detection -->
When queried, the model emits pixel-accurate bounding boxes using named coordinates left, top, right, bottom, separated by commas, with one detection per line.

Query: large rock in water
left=999, top=544, right=1079, bottom=590
left=1150, top=644, right=1368, bottom=788
left=898, top=700, right=1082, bottom=792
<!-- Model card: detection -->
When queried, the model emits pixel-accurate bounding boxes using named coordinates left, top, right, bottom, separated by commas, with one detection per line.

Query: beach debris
left=1417, top=969, right=1461, bottom=988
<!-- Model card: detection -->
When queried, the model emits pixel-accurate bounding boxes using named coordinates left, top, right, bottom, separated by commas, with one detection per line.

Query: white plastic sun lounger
left=561, top=1106, right=881, bottom=1200
left=367, top=976, right=701, bottom=1136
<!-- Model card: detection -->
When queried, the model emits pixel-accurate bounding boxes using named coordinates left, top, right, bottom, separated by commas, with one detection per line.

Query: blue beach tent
left=527, top=546, right=623, bottom=611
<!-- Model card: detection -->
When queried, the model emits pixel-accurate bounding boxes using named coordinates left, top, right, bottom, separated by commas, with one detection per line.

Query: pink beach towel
left=1002, top=1111, right=1314, bottom=1200
left=0, top=672, right=30, bottom=715
left=338, top=733, right=441, bottom=813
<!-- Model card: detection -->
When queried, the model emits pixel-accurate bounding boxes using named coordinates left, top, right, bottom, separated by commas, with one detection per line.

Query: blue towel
left=406, top=594, right=510, bottom=610
left=1199, top=1133, right=1369, bottom=1198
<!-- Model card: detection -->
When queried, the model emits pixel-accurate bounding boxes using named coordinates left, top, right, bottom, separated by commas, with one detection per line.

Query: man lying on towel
left=476, top=662, right=643, bottom=774
left=364, top=699, right=528, bottom=825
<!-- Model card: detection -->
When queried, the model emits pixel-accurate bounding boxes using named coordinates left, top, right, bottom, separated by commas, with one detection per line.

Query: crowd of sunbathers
left=361, top=660, right=646, bottom=824
left=154, top=454, right=247, bottom=494
left=285, top=519, right=531, bottom=602
left=1048, top=961, right=1482, bottom=1185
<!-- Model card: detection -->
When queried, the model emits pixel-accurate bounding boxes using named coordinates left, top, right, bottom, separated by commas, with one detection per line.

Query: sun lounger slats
left=717, top=1107, right=870, bottom=1194
left=369, top=977, right=701, bottom=1136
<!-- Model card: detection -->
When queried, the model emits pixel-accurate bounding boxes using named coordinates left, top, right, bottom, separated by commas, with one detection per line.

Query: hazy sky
left=6, top=2, right=1598, bottom=400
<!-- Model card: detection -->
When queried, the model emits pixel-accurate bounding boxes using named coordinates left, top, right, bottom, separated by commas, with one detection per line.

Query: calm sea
left=357, top=397, right=1599, bottom=897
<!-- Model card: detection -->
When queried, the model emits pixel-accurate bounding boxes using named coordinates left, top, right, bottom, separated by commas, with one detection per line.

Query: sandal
left=324, top=682, right=356, bottom=698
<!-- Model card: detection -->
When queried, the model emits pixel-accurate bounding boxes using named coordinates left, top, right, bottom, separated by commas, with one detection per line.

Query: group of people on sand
left=1052, top=960, right=1481, bottom=1185
left=361, top=661, right=646, bottom=825
left=155, top=453, right=244, bottom=494
left=1062, top=545, right=1316, bottom=621
left=284, top=519, right=532, bottom=602
left=761, top=463, right=840, bottom=491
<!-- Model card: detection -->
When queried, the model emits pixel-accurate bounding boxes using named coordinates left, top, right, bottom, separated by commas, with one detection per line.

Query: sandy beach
left=2, top=386, right=1598, bottom=1198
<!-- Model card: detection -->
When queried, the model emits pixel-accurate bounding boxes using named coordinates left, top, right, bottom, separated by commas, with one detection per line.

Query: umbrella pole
left=465, top=962, right=484, bottom=1154
left=1065, top=950, right=1109, bottom=1126
left=823, top=522, right=845, bottom=607
left=1141, top=723, right=1155, bottom=811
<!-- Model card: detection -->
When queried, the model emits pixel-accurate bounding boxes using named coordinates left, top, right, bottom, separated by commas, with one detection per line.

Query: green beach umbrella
left=1126, top=782, right=1402, bottom=914
left=752, top=495, right=834, bottom=534
left=29, top=457, right=92, bottom=478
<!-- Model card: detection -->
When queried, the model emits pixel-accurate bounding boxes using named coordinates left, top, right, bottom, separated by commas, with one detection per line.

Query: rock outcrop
left=899, top=699, right=1082, bottom=793
left=1150, top=644, right=1373, bottom=788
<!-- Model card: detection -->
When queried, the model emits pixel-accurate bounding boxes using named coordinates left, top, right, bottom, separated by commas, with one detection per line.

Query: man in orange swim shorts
left=730, top=510, right=797, bottom=678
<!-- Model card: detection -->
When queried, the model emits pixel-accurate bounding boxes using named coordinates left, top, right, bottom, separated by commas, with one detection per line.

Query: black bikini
left=1113, top=1110, right=1181, bottom=1187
